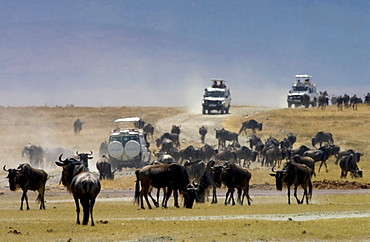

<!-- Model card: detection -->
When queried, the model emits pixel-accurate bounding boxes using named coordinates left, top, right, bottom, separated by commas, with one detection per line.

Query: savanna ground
left=1, top=104, right=370, bottom=241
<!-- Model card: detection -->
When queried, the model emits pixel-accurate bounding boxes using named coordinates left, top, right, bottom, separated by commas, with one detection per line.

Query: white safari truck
left=287, top=74, right=318, bottom=108
left=107, top=117, right=150, bottom=170
left=202, top=79, right=231, bottom=114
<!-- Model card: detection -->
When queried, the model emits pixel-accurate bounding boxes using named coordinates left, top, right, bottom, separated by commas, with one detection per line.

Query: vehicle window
left=293, top=86, right=308, bottom=92
left=205, top=91, right=225, bottom=97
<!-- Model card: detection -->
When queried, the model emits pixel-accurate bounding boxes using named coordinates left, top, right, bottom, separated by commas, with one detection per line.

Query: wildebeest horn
left=58, top=154, right=68, bottom=163
left=89, top=150, right=93, bottom=155
left=76, top=151, right=79, bottom=155
left=271, top=166, right=276, bottom=173
left=3, top=165, right=9, bottom=172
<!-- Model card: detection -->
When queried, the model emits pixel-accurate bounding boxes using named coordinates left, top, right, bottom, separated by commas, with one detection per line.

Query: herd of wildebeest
left=2, top=116, right=365, bottom=226
left=313, top=92, right=370, bottom=110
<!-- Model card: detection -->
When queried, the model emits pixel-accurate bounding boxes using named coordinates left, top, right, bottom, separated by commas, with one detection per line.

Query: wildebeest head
left=180, top=183, right=198, bottom=209
left=56, top=154, right=86, bottom=190
left=76, top=151, right=93, bottom=167
left=3, top=165, right=22, bottom=191
left=270, top=166, right=287, bottom=191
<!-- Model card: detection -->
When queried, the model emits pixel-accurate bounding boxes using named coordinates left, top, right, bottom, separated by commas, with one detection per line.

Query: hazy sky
left=1, top=0, right=370, bottom=108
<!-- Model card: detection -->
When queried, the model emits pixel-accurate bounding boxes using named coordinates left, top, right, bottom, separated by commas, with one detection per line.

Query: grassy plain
left=1, top=104, right=370, bottom=241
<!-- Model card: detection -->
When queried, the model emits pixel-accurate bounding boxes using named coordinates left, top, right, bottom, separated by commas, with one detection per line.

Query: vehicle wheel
left=226, top=106, right=230, bottom=114
left=221, top=106, right=225, bottom=114
left=288, top=102, right=292, bottom=108
left=202, top=107, right=206, bottom=114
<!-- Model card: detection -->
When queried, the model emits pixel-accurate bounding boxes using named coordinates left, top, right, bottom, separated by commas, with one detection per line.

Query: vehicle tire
left=226, top=106, right=230, bottom=114
left=202, top=107, right=206, bottom=114
left=288, top=102, right=292, bottom=108
left=221, top=106, right=225, bottom=114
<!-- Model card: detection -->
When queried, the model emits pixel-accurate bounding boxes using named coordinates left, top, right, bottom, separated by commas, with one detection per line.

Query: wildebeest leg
left=287, top=186, right=291, bottom=205
left=293, top=185, right=301, bottom=204
left=73, top=195, right=81, bottom=224
left=173, top=189, right=180, bottom=208
left=20, top=189, right=30, bottom=210
left=318, top=160, right=328, bottom=173
left=162, top=187, right=173, bottom=208
left=211, top=186, right=218, bottom=204
left=148, top=187, right=159, bottom=207
left=81, top=198, right=90, bottom=225
left=90, top=197, right=96, bottom=226
left=140, top=183, right=152, bottom=209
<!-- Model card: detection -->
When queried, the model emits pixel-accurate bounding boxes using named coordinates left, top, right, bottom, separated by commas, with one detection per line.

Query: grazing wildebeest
left=270, top=161, right=313, bottom=204
left=3, top=163, right=48, bottom=210
left=22, top=144, right=45, bottom=168
left=184, top=159, right=207, bottom=183
left=134, top=163, right=196, bottom=209
left=96, top=155, right=116, bottom=180
left=343, top=94, right=350, bottom=108
left=211, top=161, right=252, bottom=206
left=199, top=126, right=208, bottom=144
left=215, top=128, right=239, bottom=150
left=238, top=119, right=263, bottom=136
left=312, top=131, right=334, bottom=148
left=73, top=118, right=85, bottom=134
left=171, top=125, right=181, bottom=135
left=195, top=160, right=223, bottom=204
left=143, top=123, right=155, bottom=140
left=339, top=152, right=363, bottom=179
left=56, top=154, right=101, bottom=226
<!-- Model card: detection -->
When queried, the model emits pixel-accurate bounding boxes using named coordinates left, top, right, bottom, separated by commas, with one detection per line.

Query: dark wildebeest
left=215, top=128, right=239, bottom=150
left=339, top=152, right=363, bottom=179
left=96, top=155, right=116, bottom=180
left=301, top=94, right=310, bottom=108
left=343, top=94, right=350, bottom=108
left=198, top=144, right=217, bottom=162
left=211, top=161, right=252, bottom=206
left=98, top=141, right=108, bottom=157
left=3, top=163, right=48, bottom=210
left=143, top=123, right=155, bottom=140
left=234, top=146, right=258, bottom=168
left=199, top=126, right=208, bottom=144
left=73, top=119, right=85, bottom=134
left=56, top=154, right=101, bottom=226
left=270, top=161, right=313, bottom=204
left=134, top=119, right=145, bottom=129
left=238, top=119, right=263, bottom=136
left=350, top=94, right=360, bottom=110
left=334, top=149, right=357, bottom=165
left=195, top=160, right=223, bottom=204
left=249, top=135, right=262, bottom=150
left=304, top=144, right=334, bottom=173
left=171, top=125, right=181, bottom=135
left=331, top=95, right=338, bottom=105
left=159, top=132, right=180, bottom=149
left=312, top=131, right=334, bottom=148
left=22, top=144, right=45, bottom=168
left=134, top=163, right=196, bottom=209
left=336, top=95, right=344, bottom=111
left=318, top=91, right=329, bottom=110
left=184, top=159, right=207, bottom=183
left=287, top=133, right=297, bottom=148
left=177, top=145, right=196, bottom=164
left=365, top=93, right=370, bottom=106
left=291, top=145, right=310, bottom=157
left=212, top=150, right=237, bottom=163
left=156, top=138, right=174, bottom=153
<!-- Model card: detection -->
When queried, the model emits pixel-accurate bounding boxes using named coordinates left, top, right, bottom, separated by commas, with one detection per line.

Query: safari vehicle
left=287, top=74, right=318, bottom=108
left=202, top=79, right=231, bottom=114
left=107, top=117, right=150, bottom=170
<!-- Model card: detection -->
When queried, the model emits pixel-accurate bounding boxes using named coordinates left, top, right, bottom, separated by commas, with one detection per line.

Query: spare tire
left=125, top=140, right=141, bottom=157
left=107, top=141, right=124, bottom=159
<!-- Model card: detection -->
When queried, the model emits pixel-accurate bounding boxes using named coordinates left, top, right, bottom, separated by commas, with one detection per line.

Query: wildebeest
left=292, top=155, right=316, bottom=177
left=301, top=94, right=310, bottom=108
left=350, top=94, right=361, bottom=110
left=334, top=149, right=356, bottom=165
left=291, top=145, right=310, bottom=157
left=270, top=161, right=313, bottom=204
left=96, top=155, right=116, bottom=180
left=198, top=144, right=217, bottom=162
left=343, top=94, right=350, bottom=108
left=196, top=160, right=222, bottom=204
left=184, top=159, right=207, bottom=183
left=304, top=144, right=334, bottom=173
left=143, top=123, right=155, bottom=140
left=318, top=91, right=329, bottom=110
left=339, top=152, right=363, bottom=179
left=238, top=119, right=263, bottom=136
left=22, top=144, right=45, bottom=168
left=365, top=93, right=370, bottom=106
left=171, top=125, right=181, bottom=135
left=134, top=163, right=196, bottom=209
left=56, top=154, right=101, bottom=226
left=215, top=128, right=239, bottom=150
left=211, top=161, right=252, bottom=206
left=73, top=118, right=85, bottom=134
left=156, top=138, right=174, bottom=153
left=134, top=119, right=145, bottom=129
left=287, top=133, right=297, bottom=148
left=3, top=163, right=48, bottom=210
left=158, top=132, right=180, bottom=149
left=199, top=126, right=208, bottom=144
left=331, top=95, right=337, bottom=106
left=312, top=131, right=334, bottom=148
left=234, top=146, right=258, bottom=168
left=336, top=95, right=344, bottom=110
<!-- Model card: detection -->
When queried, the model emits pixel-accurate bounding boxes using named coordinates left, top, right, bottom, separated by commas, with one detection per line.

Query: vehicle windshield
left=205, top=90, right=225, bottom=98
left=110, top=135, right=139, bottom=145
left=292, top=86, right=308, bottom=92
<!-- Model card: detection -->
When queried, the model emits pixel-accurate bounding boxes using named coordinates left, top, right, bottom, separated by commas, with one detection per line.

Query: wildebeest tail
left=308, top=179, right=313, bottom=200
left=134, top=170, right=140, bottom=205
left=36, top=194, right=42, bottom=204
